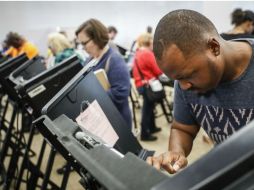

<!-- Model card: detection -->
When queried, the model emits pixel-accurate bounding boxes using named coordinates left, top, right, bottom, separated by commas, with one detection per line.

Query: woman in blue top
left=76, top=18, right=132, bottom=130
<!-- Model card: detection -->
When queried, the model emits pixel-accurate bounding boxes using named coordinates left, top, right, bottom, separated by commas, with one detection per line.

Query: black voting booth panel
left=9, top=56, right=46, bottom=86
left=15, top=55, right=83, bottom=117
left=10, top=55, right=83, bottom=190
left=33, top=115, right=254, bottom=190
left=0, top=53, right=28, bottom=76
left=10, top=56, right=83, bottom=190
left=0, top=53, right=29, bottom=99
left=0, top=54, right=40, bottom=189
left=34, top=114, right=168, bottom=190
left=0, top=56, right=8, bottom=65
left=41, top=65, right=143, bottom=155
left=152, top=121, right=254, bottom=190
left=6, top=55, right=46, bottom=102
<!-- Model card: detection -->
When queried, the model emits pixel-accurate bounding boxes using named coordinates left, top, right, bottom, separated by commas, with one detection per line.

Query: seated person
left=4, top=32, right=38, bottom=59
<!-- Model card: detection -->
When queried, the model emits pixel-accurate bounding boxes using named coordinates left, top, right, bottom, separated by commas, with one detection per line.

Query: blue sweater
left=92, top=48, right=132, bottom=129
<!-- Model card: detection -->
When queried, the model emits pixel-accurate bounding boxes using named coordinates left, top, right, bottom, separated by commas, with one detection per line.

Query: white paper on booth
left=75, top=100, right=119, bottom=147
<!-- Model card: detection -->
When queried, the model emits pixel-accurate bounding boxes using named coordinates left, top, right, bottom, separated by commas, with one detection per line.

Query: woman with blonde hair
left=47, top=32, right=78, bottom=66
left=132, top=33, right=163, bottom=141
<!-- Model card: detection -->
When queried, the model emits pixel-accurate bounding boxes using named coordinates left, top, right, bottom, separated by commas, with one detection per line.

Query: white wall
left=0, top=1, right=253, bottom=56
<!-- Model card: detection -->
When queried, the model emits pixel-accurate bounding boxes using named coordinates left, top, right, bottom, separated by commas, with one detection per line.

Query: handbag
left=135, top=59, right=165, bottom=102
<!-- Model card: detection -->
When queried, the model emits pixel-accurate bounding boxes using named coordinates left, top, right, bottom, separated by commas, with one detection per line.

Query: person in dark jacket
left=76, top=18, right=132, bottom=130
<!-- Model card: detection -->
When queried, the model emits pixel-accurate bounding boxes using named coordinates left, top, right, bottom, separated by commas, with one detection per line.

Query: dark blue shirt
left=92, top=47, right=132, bottom=129
left=174, top=41, right=254, bottom=144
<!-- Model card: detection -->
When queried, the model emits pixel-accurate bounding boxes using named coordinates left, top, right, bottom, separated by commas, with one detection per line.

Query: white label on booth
left=28, top=85, right=46, bottom=98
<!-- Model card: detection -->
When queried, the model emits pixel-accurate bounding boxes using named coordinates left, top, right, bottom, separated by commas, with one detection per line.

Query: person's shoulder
left=141, top=49, right=155, bottom=59
left=108, top=48, right=125, bottom=62
left=24, top=41, right=37, bottom=48
left=63, top=48, right=75, bottom=55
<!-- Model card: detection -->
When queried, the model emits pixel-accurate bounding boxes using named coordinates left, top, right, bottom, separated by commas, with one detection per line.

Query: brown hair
left=108, top=26, right=118, bottom=34
left=5, top=32, right=25, bottom=49
left=76, top=18, right=109, bottom=49
left=231, top=8, right=254, bottom=26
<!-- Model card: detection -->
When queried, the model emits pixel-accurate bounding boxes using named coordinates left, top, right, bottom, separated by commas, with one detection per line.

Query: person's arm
left=147, top=119, right=200, bottom=173
left=147, top=80, right=200, bottom=173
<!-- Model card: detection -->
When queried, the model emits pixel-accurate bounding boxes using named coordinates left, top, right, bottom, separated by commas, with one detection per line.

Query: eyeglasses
left=80, top=39, right=92, bottom=47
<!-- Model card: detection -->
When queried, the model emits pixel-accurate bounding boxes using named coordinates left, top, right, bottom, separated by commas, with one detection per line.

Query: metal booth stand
left=0, top=54, right=46, bottom=189
left=12, top=55, right=83, bottom=190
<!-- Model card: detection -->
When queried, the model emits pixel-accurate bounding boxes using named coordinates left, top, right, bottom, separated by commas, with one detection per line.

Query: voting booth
left=41, top=63, right=152, bottom=156
left=13, top=55, right=83, bottom=190
left=33, top=111, right=254, bottom=190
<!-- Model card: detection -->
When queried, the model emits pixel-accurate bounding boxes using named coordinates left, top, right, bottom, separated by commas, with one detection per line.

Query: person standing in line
left=132, top=33, right=163, bottom=141
left=107, top=25, right=120, bottom=53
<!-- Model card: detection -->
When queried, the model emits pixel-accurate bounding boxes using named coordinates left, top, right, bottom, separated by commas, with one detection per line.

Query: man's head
left=154, top=9, right=224, bottom=94
left=108, top=26, right=118, bottom=40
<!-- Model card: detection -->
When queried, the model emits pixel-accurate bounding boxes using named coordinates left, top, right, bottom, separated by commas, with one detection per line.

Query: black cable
left=0, top=161, right=7, bottom=186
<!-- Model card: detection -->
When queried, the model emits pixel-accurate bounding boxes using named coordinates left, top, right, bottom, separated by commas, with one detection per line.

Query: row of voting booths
left=0, top=53, right=254, bottom=190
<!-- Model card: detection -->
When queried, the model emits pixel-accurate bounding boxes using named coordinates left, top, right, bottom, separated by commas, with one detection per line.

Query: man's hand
left=146, top=151, right=188, bottom=174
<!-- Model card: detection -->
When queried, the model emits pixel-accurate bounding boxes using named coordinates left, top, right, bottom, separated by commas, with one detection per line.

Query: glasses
left=80, top=39, right=92, bottom=47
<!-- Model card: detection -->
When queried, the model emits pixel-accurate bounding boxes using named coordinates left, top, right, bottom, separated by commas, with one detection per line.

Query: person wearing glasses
left=76, top=18, right=132, bottom=130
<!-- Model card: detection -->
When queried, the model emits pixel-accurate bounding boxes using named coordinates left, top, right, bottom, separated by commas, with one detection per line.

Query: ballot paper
left=76, top=100, right=119, bottom=147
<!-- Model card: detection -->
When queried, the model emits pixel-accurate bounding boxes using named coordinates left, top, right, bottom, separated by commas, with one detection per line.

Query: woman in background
left=132, top=33, right=163, bottom=141
left=47, top=32, right=80, bottom=68
left=76, top=18, right=132, bottom=130
left=221, top=8, right=254, bottom=40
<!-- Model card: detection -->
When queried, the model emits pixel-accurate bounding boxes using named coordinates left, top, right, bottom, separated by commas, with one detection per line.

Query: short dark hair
left=76, top=18, right=109, bottom=49
left=5, top=32, right=24, bottom=49
left=153, top=9, right=219, bottom=60
left=146, top=26, right=153, bottom=34
left=231, top=8, right=254, bottom=26
left=108, top=26, right=118, bottom=34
